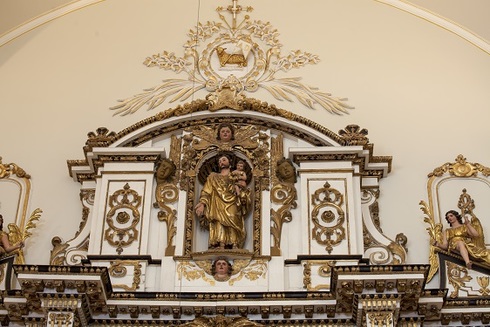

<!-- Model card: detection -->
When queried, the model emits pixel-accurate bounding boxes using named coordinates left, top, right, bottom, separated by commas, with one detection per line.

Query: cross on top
left=217, top=0, right=253, bottom=30
left=228, top=0, right=242, bottom=28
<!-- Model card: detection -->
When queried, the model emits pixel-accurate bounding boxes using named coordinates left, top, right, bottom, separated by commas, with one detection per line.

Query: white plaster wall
left=0, top=0, right=489, bottom=289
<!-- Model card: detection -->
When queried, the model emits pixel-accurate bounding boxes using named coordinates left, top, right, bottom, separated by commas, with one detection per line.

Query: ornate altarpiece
left=4, top=95, right=428, bottom=327
left=57, top=93, right=408, bottom=285
left=1, top=0, right=490, bottom=324
left=3, top=102, right=490, bottom=326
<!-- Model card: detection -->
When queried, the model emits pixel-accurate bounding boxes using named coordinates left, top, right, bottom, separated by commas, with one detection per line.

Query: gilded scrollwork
left=477, top=276, right=490, bottom=296
left=228, top=259, right=267, bottom=286
left=429, top=154, right=490, bottom=178
left=154, top=156, right=179, bottom=256
left=366, top=312, right=393, bottom=326
left=0, top=157, right=36, bottom=255
left=156, top=192, right=178, bottom=256
left=363, top=189, right=407, bottom=265
left=0, top=156, right=30, bottom=179
left=206, top=84, right=246, bottom=112
left=50, top=189, right=93, bottom=266
left=77, top=189, right=94, bottom=238
left=85, top=127, right=117, bottom=150
left=47, top=312, right=74, bottom=326
left=104, top=183, right=141, bottom=254
left=179, top=258, right=267, bottom=286
left=179, top=315, right=265, bottom=327
left=303, top=261, right=334, bottom=291
left=338, top=124, right=369, bottom=146
left=367, top=245, right=396, bottom=265
left=110, top=260, right=142, bottom=291
left=458, top=189, right=486, bottom=250
left=71, top=98, right=352, bottom=161
left=395, top=233, right=408, bottom=253
left=446, top=261, right=472, bottom=298
left=311, top=182, right=345, bottom=254
left=303, top=262, right=311, bottom=290
left=177, top=261, right=217, bottom=286
left=270, top=135, right=297, bottom=256
left=270, top=180, right=297, bottom=256
left=336, top=281, right=354, bottom=313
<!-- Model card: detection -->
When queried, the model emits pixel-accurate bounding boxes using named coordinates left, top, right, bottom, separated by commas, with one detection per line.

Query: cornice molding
left=0, top=0, right=104, bottom=47
left=1, top=0, right=489, bottom=55
left=376, top=0, right=490, bottom=55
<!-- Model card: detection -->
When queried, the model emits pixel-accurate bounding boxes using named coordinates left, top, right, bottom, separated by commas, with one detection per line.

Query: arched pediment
left=68, top=95, right=390, bottom=184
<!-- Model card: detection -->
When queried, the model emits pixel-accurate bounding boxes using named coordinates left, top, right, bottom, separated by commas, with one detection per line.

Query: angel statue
left=433, top=209, right=490, bottom=269
left=0, top=214, right=24, bottom=260
left=2, top=209, right=42, bottom=264
left=188, top=122, right=264, bottom=154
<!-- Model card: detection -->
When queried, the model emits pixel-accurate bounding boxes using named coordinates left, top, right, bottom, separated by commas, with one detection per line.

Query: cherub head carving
left=216, top=123, right=235, bottom=142
left=155, top=158, right=177, bottom=184
left=276, top=158, right=297, bottom=184
left=211, top=257, right=233, bottom=281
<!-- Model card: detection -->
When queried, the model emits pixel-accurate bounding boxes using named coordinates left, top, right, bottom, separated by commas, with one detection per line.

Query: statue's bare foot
left=466, top=261, right=473, bottom=269
left=219, top=242, right=225, bottom=249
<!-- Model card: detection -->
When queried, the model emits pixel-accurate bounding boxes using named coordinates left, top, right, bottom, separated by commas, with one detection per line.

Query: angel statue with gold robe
left=1, top=209, right=42, bottom=264
left=0, top=214, right=24, bottom=259
left=433, top=210, right=490, bottom=269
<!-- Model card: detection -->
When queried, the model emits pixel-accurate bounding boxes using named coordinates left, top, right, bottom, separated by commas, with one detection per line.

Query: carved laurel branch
left=260, top=77, right=353, bottom=115
left=6, top=208, right=42, bottom=264
left=177, top=261, right=216, bottom=286
left=110, top=74, right=352, bottom=117
left=110, top=79, right=206, bottom=116
left=228, top=260, right=267, bottom=286
left=245, top=20, right=281, bottom=47
left=420, top=200, right=443, bottom=282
